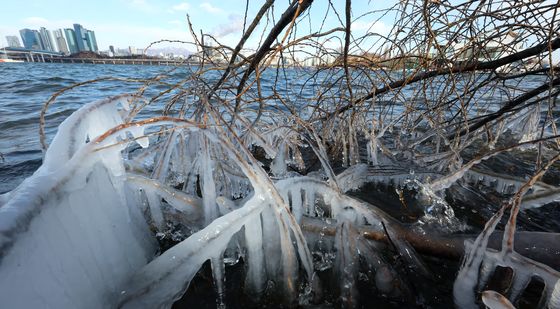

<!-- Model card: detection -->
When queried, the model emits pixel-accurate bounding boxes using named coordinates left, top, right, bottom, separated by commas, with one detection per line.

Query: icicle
left=508, top=272, right=531, bottom=302
left=290, top=188, right=304, bottom=224
left=260, top=205, right=282, bottom=280
left=282, top=209, right=315, bottom=285
left=367, top=135, right=379, bottom=166
left=342, top=134, right=348, bottom=168
left=430, top=153, right=496, bottom=192
left=211, top=254, right=226, bottom=309
left=367, top=124, right=390, bottom=167
left=274, top=209, right=299, bottom=302
left=244, top=215, right=265, bottom=297
left=305, top=189, right=316, bottom=217
left=271, top=142, right=288, bottom=177
left=151, top=130, right=179, bottom=181
left=201, top=135, right=218, bottom=225
left=145, top=190, right=165, bottom=231
left=514, top=104, right=541, bottom=144
left=334, top=221, right=359, bottom=308
left=366, top=140, right=373, bottom=165
left=351, top=126, right=360, bottom=165
left=355, top=238, right=394, bottom=294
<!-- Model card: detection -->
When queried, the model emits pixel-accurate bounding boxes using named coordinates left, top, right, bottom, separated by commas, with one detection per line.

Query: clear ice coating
left=0, top=95, right=156, bottom=308
left=453, top=177, right=560, bottom=309
left=1, top=91, right=559, bottom=309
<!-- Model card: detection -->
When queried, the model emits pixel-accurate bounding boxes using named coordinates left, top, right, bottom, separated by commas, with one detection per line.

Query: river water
left=0, top=63, right=189, bottom=193
left=0, top=62, right=329, bottom=193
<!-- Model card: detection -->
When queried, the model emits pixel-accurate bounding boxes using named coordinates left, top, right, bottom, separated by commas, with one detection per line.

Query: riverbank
left=44, top=57, right=188, bottom=66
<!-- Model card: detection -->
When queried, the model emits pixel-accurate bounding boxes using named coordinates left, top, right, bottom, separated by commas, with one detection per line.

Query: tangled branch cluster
left=27, top=0, right=560, bottom=308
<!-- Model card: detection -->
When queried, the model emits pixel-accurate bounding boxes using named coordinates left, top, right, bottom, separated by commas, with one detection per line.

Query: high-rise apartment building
left=64, top=28, right=79, bottom=54
left=48, top=29, right=57, bottom=52
left=39, top=27, right=55, bottom=52
left=5, top=36, right=22, bottom=48
left=15, top=24, right=98, bottom=53
left=73, top=24, right=89, bottom=52
left=19, top=29, right=43, bottom=50
left=72, top=24, right=98, bottom=52
left=85, top=30, right=98, bottom=52
left=53, top=29, right=69, bottom=54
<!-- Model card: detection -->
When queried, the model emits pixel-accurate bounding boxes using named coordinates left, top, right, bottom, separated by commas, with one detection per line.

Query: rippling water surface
left=0, top=63, right=324, bottom=193
left=0, top=63, right=194, bottom=193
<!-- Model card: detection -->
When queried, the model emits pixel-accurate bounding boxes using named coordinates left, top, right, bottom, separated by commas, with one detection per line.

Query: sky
left=0, top=0, right=557, bottom=63
left=0, top=0, right=393, bottom=53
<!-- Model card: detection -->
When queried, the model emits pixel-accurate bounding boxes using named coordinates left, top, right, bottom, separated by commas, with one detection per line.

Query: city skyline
left=9, top=24, right=98, bottom=54
left=5, top=23, right=194, bottom=58
left=0, top=1, right=393, bottom=54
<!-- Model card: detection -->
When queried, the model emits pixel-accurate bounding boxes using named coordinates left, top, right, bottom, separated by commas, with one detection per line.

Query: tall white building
left=53, top=29, right=69, bottom=54
left=39, top=27, right=56, bottom=52
left=5, top=36, right=22, bottom=48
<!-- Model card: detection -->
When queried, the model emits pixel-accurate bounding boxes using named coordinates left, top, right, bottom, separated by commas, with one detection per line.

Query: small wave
left=45, top=77, right=76, bottom=83
left=0, top=108, right=75, bottom=131
left=13, top=83, right=67, bottom=94
left=0, top=80, right=34, bottom=92
left=7, top=79, right=34, bottom=84
left=0, top=158, right=42, bottom=194
left=3, top=149, right=42, bottom=157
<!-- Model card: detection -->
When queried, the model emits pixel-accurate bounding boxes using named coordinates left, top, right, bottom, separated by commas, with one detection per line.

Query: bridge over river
left=1, top=47, right=63, bottom=62
left=45, top=57, right=189, bottom=66
left=1, top=47, right=191, bottom=66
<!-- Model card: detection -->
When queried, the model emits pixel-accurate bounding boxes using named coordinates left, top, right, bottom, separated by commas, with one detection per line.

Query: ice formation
left=453, top=174, right=560, bottom=309
left=0, top=95, right=156, bottom=308
left=1, top=93, right=558, bottom=309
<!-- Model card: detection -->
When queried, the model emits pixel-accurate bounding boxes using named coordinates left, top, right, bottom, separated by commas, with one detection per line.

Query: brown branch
left=324, top=36, right=560, bottom=120
left=211, top=0, right=275, bottom=93
left=454, top=76, right=560, bottom=138
left=234, top=0, right=314, bottom=114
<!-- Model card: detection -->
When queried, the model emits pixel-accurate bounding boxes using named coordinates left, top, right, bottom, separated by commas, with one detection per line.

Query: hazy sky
left=0, top=0, right=392, bottom=52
